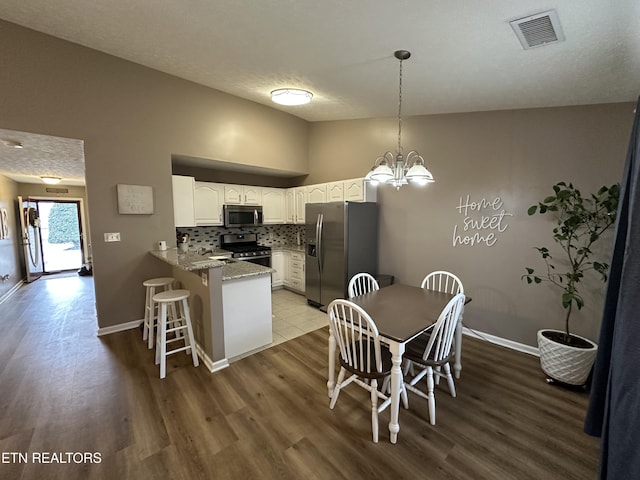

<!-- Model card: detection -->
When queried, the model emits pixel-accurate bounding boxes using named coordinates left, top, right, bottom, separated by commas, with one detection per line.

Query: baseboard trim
left=462, top=327, right=539, bottom=357
left=195, top=343, right=229, bottom=372
left=96, top=323, right=230, bottom=371
left=0, top=281, right=23, bottom=305
left=97, top=320, right=143, bottom=336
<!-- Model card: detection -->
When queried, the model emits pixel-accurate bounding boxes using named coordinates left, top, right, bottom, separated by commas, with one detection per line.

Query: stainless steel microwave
left=223, top=205, right=263, bottom=228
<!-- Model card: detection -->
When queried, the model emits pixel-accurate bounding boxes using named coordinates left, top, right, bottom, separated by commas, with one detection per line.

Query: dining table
left=326, top=283, right=466, bottom=444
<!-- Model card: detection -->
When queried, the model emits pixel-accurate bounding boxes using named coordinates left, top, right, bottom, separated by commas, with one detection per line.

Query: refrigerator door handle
left=317, top=213, right=323, bottom=276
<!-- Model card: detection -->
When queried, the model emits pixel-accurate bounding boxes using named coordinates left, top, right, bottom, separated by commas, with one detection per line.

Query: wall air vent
left=510, top=10, right=565, bottom=49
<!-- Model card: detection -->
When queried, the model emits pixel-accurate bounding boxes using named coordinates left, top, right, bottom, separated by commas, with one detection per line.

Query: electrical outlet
left=104, top=232, right=121, bottom=242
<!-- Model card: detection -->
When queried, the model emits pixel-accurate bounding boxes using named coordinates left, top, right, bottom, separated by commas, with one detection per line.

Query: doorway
left=23, top=199, right=85, bottom=274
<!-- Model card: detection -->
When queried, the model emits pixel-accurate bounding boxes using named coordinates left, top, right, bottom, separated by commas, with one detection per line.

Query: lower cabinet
left=273, top=250, right=304, bottom=293
left=222, top=274, right=272, bottom=359
left=271, top=251, right=285, bottom=288
left=285, top=251, right=305, bottom=293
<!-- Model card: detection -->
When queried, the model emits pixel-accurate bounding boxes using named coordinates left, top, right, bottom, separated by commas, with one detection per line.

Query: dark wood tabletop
left=349, top=283, right=455, bottom=343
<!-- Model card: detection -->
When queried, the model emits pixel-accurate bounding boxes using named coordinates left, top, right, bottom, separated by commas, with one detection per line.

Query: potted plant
left=523, top=181, right=619, bottom=385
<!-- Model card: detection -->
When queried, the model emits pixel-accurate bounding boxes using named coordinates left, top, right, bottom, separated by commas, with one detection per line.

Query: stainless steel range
left=220, top=233, right=271, bottom=267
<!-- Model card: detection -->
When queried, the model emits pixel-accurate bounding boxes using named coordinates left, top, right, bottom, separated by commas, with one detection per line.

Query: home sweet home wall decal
left=452, top=194, right=513, bottom=247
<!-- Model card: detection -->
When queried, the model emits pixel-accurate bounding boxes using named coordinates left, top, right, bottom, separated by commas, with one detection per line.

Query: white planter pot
left=537, top=329, right=598, bottom=386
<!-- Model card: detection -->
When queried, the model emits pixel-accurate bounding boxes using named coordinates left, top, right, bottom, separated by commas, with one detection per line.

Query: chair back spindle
left=348, top=272, right=380, bottom=298
left=421, top=271, right=464, bottom=295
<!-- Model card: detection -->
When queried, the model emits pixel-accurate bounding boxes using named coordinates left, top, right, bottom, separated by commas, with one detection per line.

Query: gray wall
left=1, top=19, right=634, bottom=347
left=0, top=20, right=309, bottom=328
left=306, top=104, right=634, bottom=345
left=0, top=174, right=20, bottom=300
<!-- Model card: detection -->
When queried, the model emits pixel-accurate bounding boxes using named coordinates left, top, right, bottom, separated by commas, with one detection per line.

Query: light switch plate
left=104, top=232, right=121, bottom=242
left=201, top=272, right=208, bottom=286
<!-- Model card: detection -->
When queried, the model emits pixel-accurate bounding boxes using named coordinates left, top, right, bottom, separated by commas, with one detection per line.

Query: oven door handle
left=236, top=255, right=271, bottom=261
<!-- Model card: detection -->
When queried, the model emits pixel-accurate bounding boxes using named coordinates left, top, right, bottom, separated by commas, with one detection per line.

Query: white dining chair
left=403, top=293, right=466, bottom=425
left=421, top=271, right=464, bottom=295
left=348, top=272, right=379, bottom=298
left=327, top=299, right=407, bottom=443
left=420, top=270, right=466, bottom=380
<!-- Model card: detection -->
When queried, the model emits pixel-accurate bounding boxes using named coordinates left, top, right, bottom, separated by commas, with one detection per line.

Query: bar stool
left=153, top=289, right=199, bottom=379
left=142, top=277, right=175, bottom=349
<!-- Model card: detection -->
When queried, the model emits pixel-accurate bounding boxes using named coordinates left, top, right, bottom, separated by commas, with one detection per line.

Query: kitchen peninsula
left=149, top=248, right=273, bottom=371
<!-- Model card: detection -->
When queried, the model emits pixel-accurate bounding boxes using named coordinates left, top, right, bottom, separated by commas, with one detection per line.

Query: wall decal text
left=453, top=195, right=512, bottom=247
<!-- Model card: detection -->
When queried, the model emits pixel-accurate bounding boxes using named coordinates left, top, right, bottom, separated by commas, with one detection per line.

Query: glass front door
left=36, top=200, right=84, bottom=273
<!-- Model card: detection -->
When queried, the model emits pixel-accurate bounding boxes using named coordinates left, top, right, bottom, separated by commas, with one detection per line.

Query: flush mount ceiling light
left=270, top=88, right=313, bottom=106
left=40, top=176, right=62, bottom=185
left=365, top=50, right=434, bottom=190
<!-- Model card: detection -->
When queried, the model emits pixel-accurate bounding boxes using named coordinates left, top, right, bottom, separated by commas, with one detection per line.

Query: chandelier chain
left=397, top=56, right=403, bottom=155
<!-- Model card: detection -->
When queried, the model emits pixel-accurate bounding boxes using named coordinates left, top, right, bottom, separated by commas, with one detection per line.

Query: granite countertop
left=149, top=248, right=272, bottom=280
left=220, top=260, right=272, bottom=281
left=149, top=248, right=231, bottom=271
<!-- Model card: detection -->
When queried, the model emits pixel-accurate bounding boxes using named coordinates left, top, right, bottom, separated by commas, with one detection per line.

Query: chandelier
left=365, top=50, right=434, bottom=189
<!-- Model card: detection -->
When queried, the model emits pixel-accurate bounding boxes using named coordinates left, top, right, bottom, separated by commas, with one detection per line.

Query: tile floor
left=271, top=288, right=328, bottom=345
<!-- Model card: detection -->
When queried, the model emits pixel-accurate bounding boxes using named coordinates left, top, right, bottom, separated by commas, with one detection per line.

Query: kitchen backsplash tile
left=176, top=224, right=305, bottom=251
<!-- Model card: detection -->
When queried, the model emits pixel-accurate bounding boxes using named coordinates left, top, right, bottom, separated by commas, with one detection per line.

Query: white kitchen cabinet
left=286, top=251, right=305, bottom=293
left=224, top=184, right=262, bottom=205
left=262, top=187, right=285, bottom=224
left=307, top=184, right=327, bottom=204
left=222, top=274, right=272, bottom=359
left=172, top=175, right=196, bottom=227
left=223, top=184, right=243, bottom=204
left=344, top=178, right=377, bottom=202
left=326, top=181, right=344, bottom=202
left=285, top=188, right=296, bottom=223
left=343, top=178, right=364, bottom=201
left=243, top=186, right=262, bottom=205
left=194, top=181, right=224, bottom=225
left=294, top=187, right=306, bottom=224
left=271, top=251, right=285, bottom=288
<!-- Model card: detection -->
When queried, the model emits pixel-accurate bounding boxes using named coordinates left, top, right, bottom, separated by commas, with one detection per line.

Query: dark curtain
left=584, top=97, right=640, bottom=479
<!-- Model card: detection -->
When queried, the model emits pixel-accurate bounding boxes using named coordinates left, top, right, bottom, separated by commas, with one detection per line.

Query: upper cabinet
left=344, top=178, right=367, bottom=202
left=326, top=181, right=344, bottom=202
left=285, top=187, right=306, bottom=224
left=244, top=186, right=262, bottom=205
left=194, top=181, right=224, bottom=226
left=294, top=187, right=306, bottom=224
left=285, top=189, right=296, bottom=223
left=307, top=184, right=327, bottom=204
left=172, top=175, right=196, bottom=227
left=172, top=176, right=373, bottom=228
left=262, top=187, right=285, bottom=224
left=224, top=184, right=262, bottom=205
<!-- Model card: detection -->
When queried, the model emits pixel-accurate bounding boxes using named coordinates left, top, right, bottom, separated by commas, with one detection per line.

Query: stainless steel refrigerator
left=17, top=196, right=44, bottom=282
left=305, top=201, right=378, bottom=307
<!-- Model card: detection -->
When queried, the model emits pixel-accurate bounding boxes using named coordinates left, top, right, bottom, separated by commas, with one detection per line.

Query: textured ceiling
left=1, top=0, right=639, bottom=185
left=0, top=129, right=85, bottom=186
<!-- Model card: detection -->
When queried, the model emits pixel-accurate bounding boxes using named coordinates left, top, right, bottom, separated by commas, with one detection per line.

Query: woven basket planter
left=537, top=329, right=598, bottom=386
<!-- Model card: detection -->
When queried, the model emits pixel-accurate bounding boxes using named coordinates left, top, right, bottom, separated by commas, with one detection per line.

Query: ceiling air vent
left=510, top=10, right=565, bottom=49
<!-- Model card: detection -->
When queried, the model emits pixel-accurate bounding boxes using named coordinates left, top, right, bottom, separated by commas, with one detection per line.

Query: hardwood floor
left=0, top=274, right=599, bottom=479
